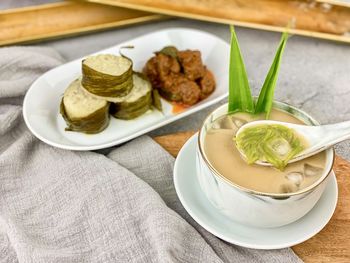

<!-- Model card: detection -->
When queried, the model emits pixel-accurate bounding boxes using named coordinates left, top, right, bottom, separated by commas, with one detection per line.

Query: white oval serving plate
left=173, top=133, right=338, bottom=250
left=23, top=28, right=229, bottom=150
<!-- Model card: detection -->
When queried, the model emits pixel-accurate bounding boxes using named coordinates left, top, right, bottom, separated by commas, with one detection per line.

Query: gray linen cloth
left=0, top=46, right=302, bottom=263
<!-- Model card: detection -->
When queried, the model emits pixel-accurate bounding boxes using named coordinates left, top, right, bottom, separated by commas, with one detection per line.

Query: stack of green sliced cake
left=60, top=54, right=161, bottom=134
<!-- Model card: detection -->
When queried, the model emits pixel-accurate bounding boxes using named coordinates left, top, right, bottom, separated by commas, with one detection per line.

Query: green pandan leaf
left=156, top=46, right=178, bottom=59
left=228, top=26, right=254, bottom=114
left=255, top=31, right=288, bottom=118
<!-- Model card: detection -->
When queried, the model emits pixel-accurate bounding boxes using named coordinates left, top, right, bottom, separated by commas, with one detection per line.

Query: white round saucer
left=173, top=133, right=338, bottom=250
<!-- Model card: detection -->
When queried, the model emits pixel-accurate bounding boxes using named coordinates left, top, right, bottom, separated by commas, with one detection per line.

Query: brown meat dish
left=156, top=53, right=181, bottom=81
left=143, top=47, right=215, bottom=106
left=198, top=68, right=216, bottom=100
left=177, top=50, right=205, bottom=81
left=178, top=80, right=201, bottom=105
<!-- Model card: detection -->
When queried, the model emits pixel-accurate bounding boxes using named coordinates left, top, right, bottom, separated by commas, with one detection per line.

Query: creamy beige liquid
left=204, top=109, right=326, bottom=194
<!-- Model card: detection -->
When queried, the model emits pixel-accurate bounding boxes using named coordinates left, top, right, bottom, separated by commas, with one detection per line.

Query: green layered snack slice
left=152, top=89, right=162, bottom=111
left=109, top=74, right=153, bottom=120
left=60, top=79, right=110, bottom=134
left=81, top=54, right=133, bottom=97
left=235, top=124, right=305, bottom=170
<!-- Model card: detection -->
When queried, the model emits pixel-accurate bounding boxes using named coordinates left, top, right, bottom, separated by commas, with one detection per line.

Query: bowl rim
left=197, top=101, right=335, bottom=198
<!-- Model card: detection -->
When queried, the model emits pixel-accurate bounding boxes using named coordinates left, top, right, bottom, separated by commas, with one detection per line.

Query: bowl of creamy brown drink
left=196, top=101, right=334, bottom=228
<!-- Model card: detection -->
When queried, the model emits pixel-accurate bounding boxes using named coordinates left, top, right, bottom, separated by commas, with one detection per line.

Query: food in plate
left=81, top=54, right=133, bottom=97
left=151, top=89, right=162, bottom=112
left=143, top=46, right=216, bottom=106
left=60, top=45, right=215, bottom=134
left=60, top=79, right=110, bottom=134
left=60, top=52, right=163, bottom=134
left=204, top=108, right=326, bottom=194
left=109, top=74, right=152, bottom=120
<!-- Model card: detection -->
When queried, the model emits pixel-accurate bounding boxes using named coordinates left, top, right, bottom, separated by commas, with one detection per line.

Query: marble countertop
left=3, top=1, right=350, bottom=159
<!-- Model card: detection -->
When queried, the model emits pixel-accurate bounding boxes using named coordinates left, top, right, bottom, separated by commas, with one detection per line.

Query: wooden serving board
left=0, top=1, right=166, bottom=46
left=86, top=0, right=350, bottom=43
left=153, top=131, right=350, bottom=263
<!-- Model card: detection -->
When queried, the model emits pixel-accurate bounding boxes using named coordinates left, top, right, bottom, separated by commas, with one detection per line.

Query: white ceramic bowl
left=196, top=101, right=334, bottom=228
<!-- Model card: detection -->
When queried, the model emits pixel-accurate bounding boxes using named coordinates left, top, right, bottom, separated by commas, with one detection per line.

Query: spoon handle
left=305, top=120, right=350, bottom=153
left=321, top=120, right=350, bottom=143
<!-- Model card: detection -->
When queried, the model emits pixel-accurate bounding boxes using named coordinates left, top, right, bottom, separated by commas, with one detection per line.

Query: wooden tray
left=87, top=0, right=350, bottom=43
left=154, top=131, right=350, bottom=263
left=0, top=1, right=166, bottom=46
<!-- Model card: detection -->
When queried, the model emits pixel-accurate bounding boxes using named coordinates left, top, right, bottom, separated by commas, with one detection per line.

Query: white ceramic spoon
left=235, top=120, right=350, bottom=166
